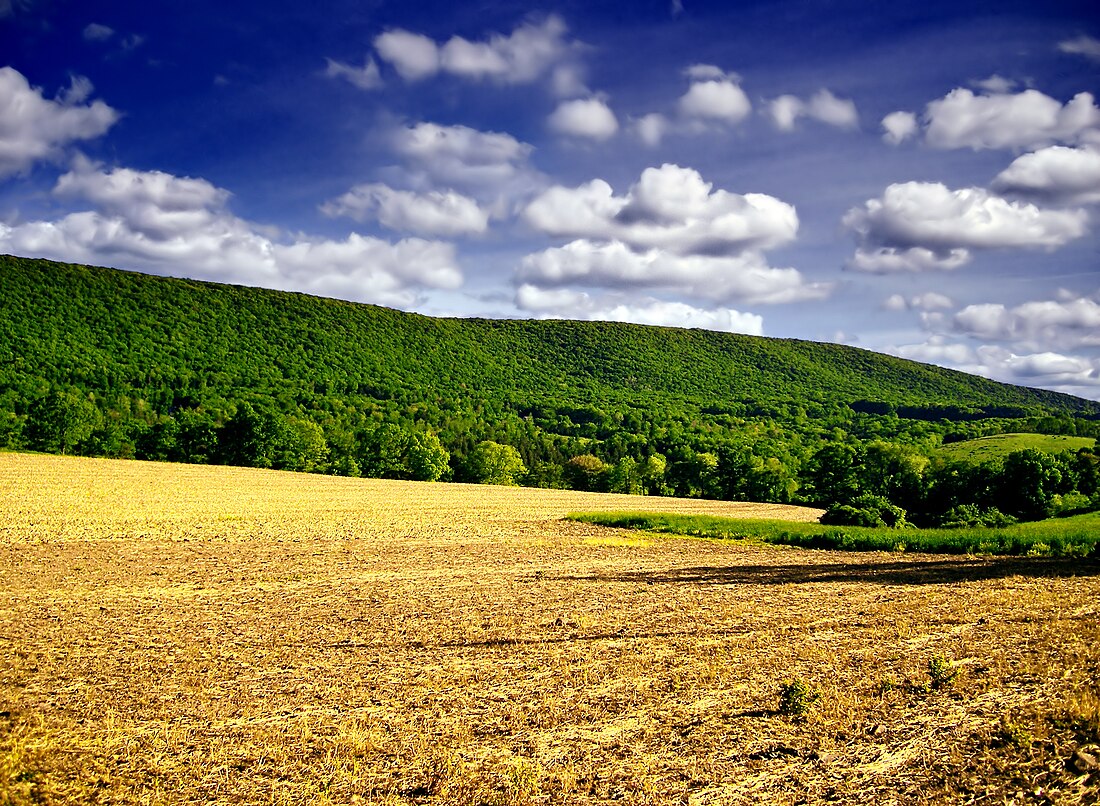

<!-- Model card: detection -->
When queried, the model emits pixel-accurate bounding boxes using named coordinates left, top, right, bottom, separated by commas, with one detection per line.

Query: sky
left=2, top=0, right=1100, bottom=399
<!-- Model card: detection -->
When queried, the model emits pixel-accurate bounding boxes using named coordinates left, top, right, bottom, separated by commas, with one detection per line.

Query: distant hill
left=1, top=254, right=1093, bottom=418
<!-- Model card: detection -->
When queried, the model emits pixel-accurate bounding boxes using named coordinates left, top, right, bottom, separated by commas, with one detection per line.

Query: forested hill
left=0, top=254, right=1091, bottom=416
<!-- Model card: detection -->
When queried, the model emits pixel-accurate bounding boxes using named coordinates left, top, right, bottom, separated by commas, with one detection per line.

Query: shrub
left=821, top=494, right=906, bottom=528
left=1051, top=492, right=1093, bottom=518
left=939, top=504, right=1017, bottom=529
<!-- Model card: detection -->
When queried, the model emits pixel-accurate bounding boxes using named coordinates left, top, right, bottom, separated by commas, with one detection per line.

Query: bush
left=939, top=504, right=1017, bottom=529
left=1051, top=492, right=1093, bottom=518
left=821, top=494, right=906, bottom=528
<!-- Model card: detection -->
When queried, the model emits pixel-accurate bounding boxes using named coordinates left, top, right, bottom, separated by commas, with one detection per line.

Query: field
left=935, top=433, right=1095, bottom=464
left=2, top=453, right=1099, bottom=805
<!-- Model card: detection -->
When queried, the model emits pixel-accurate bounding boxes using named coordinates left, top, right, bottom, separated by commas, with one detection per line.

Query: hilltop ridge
left=0, top=254, right=1091, bottom=416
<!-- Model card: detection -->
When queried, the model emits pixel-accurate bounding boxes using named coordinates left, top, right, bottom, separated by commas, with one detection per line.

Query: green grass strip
left=567, top=511, right=1100, bottom=558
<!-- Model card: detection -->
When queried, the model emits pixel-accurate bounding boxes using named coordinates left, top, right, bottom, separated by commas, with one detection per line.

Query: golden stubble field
left=1, top=452, right=1098, bottom=805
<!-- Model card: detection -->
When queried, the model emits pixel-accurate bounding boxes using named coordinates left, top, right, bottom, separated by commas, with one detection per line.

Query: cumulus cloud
left=766, top=89, right=858, bottom=131
left=678, top=68, right=751, bottom=124
left=392, top=122, right=534, bottom=190
left=373, top=16, right=581, bottom=92
left=524, top=164, right=798, bottom=255
left=324, top=57, right=383, bottom=90
left=373, top=30, right=440, bottom=80
left=881, top=111, right=918, bottom=145
left=992, top=145, right=1100, bottom=205
left=320, top=182, right=488, bottom=236
left=0, top=67, right=119, bottom=179
left=849, top=246, right=970, bottom=273
left=629, top=65, right=752, bottom=142
left=1059, top=35, right=1100, bottom=62
left=0, top=162, right=462, bottom=308
left=517, top=240, right=827, bottom=304
left=921, top=88, right=1100, bottom=150
left=953, top=295, right=1100, bottom=349
left=518, top=164, right=829, bottom=305
left=844, top=181, right=1089, bottom=272
left=515, top=284, right=765, bottom=334
left=547, top=97, right=618, bottom=140
left=976, top=347, right=1099, bottom=394
left=887, top=337, right=1100, bottom=397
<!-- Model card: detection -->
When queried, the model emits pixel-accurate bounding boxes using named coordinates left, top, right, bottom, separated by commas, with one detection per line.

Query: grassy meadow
left=569, top=511, right=1100, bottom=558
left=935, top=433, right=1096, bottom=464
left=2, top=452, right=1099, bottom=805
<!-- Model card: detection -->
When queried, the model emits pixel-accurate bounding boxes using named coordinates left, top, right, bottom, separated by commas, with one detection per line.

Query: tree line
left=7, top=388, right=1098, bottom=528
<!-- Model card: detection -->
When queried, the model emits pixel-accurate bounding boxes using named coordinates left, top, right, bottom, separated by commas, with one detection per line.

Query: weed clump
left=778, top=679, right=821, bottom=718
left=928, top=654, right=959, bottom=690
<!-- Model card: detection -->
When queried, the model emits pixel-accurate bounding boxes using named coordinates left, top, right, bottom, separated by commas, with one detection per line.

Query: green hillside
left=0, top=254, right=1091, bottom=416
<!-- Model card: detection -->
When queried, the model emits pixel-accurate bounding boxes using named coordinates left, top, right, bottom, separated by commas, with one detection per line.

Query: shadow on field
left=437, top=625, right=758, bottom=649
left=554, top=557, right=1100, bottom=587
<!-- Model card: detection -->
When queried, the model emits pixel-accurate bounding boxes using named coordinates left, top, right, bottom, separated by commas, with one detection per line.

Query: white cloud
left=766, top=89, right=857, bottom=131
left=83, top=23, right=114, bottom=42
left=881, top=111, right=918, bottom=145
left=678, top=77, right=752, bottom=124
left=992, top=145, right=1100, bottom=205
left=987, top=349, right=1099, bottom=383
left=684, top=64, right=734, bottom=82
left=806, top=89, right=858, bottom=128
left=517, top=240, right=828, bottom=304
left=923, top=88, right=1100, bottom=150
left=767, top=96, right=804, bottom=132
left=0, top=67, right=119, bottom=179
left=324, top=57, right=383, bottom=90
left=373, top=30, right=441, bottom=81
left=883, top=293, right=908, bottom=311
left=890, top=336, right=982, bottom=368
left=911, top=292, right=955, bottom=311
left=58, top=75, right=94, bottom=106
left=547, top=97, right=618, bottom=140
left=549, top=64, right=588, bottom=98
left=1059, top=35, right=1100, bottom=62
left=631, top=113, right=670, bottom=147
left=884, top=291, right=955, bottom=311
left=953, top=295, right=1100, bottom=349
left=320, top=182, right=488, bottom=236
left=373, top=16, right=579, bottom=91
left=971, top=74, right=1017, bottom=94
left=844, top=181, right=1089, bottom=272
left=850, top=246, right=970, bottom=273
left=524, top=163, right=798, bottom=256
left=515, top=283, right=765, bottom=334
left=392, top=122, right=534, bottom=189
left=886, top=337, right=1100, bottom=397
left=0, top=162, right=462, bottom=308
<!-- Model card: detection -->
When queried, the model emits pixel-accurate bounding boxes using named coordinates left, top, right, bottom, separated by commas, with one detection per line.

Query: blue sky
left=2, top=0, right=1099, bottom=398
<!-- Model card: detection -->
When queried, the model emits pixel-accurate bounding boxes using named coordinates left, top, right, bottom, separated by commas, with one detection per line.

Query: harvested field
left=1, top=452, right=1098, bottom=805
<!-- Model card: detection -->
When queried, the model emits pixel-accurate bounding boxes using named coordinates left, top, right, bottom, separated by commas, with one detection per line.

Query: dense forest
left=2, top=254, right=1098, bottom=528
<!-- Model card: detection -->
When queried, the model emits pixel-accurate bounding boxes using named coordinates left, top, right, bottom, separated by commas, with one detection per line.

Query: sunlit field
left=2, top=453, right=1098, bottom=805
